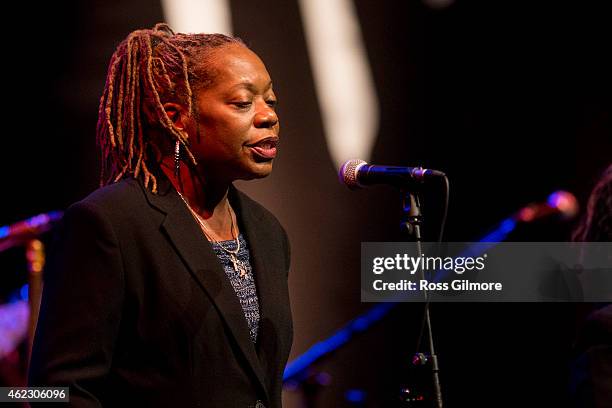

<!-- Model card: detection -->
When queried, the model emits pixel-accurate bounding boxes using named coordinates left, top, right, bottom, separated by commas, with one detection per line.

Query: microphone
left=513, top=190, right=579, bottom=223
left=339, top=159, right=446, bottom=189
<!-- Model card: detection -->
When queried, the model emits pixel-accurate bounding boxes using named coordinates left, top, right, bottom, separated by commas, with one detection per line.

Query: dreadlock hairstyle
left=96, top=23, right=244, bottom=193
left=573, top=164, right=612, bottom=242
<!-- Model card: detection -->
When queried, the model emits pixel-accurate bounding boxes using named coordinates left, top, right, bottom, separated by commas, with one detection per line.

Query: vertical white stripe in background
left=297, top=0, right=379, bottom=169
left=161, top=0, right=233, bottom=35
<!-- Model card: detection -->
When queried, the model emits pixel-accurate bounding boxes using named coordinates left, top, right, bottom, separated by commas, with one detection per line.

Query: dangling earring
left=174, top=140, right=181, bottom=176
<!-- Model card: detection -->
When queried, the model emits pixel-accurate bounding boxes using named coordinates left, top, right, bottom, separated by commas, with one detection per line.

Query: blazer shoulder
left=70, top=178, right=149, bottom=216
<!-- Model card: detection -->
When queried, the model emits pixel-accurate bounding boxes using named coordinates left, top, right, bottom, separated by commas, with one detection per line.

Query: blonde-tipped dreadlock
left=96, top=23, right=243, bottom=193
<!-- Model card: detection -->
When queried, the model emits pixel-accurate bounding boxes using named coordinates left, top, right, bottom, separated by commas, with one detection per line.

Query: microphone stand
left=401, top=189, right=443, bottom=408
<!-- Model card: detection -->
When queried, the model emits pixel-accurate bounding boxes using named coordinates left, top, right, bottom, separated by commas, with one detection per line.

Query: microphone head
left=339, top=159, right=367, bottom=189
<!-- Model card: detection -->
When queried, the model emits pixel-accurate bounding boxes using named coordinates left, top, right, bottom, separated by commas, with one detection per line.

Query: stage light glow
left=297, top=0, right=379, bottom=169
left=478, top=218, right=517, bottom=243
left=547, top=190, right=579, bottom=219
left=20, top=284, right=28, bottom=301
left=161, top=0, right=232, bottom=35
left=345, top=389, right=366, bottom=403
left=0, top=226, right=8, bottom=239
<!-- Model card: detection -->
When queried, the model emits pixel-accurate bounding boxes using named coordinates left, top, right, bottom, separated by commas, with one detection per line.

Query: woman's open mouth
left=246, top=137, right=279, bottom=160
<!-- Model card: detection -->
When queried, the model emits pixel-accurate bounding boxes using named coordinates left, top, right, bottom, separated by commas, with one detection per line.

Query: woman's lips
left=247, top=138, right=278, bottom=160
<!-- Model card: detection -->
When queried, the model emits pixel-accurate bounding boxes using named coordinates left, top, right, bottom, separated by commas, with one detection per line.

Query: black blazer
left=29, top=176, right=293, bottom=408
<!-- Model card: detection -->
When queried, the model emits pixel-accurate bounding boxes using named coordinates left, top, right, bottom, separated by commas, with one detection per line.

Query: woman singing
left=29, top=23, right=292, bottom=408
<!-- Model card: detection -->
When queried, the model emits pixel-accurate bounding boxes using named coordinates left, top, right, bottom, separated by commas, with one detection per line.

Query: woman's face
left=187, top=44, right=280, bottom=182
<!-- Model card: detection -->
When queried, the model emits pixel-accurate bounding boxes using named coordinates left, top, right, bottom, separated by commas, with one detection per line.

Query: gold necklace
left=176, top=191, right=249, bottom=278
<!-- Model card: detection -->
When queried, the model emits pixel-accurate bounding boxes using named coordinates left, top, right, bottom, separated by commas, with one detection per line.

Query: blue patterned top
left=210, top=234, right=260, bottom=343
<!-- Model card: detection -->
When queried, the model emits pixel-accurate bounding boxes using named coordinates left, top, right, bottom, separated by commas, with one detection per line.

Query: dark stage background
left=1, top=1, right=610, bottom=407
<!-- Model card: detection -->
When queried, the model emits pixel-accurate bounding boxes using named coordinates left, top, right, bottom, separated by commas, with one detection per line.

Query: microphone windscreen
left=339, top=159, right=367, bottom=189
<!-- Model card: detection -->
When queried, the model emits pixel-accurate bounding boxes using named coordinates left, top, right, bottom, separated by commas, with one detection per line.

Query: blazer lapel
left=142, top=178, right=269, bottom=399
left=230, top=187, right=292, bottom=385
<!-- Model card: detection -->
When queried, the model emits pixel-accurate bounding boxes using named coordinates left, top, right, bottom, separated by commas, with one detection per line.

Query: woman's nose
left=254, top=103, right=279, bottom=128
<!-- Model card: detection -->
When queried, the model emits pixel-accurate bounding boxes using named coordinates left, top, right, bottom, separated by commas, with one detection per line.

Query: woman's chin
left=237, top=161, right=274, bottom=181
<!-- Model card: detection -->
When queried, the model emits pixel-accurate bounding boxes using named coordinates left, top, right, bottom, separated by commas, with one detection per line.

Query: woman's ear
left=163, top=102, right=189, bottom=131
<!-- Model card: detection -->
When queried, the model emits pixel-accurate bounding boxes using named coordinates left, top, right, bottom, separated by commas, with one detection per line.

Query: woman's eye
left=233, top=101, right=252, bottom=109
left=266, top=99, right=278, bottom=108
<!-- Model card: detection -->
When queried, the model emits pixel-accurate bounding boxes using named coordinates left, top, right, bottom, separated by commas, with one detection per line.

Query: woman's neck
left=160, top=157, right=236, bottom=238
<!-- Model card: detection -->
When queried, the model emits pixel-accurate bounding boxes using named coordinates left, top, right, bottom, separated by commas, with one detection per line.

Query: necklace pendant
left=238, top=261, right=248, bottom=278
left=229, top=254, right=247, bottom=278
left=232, top=257, right=247, bottom=278
left=229, top=254, right=239, bottom=273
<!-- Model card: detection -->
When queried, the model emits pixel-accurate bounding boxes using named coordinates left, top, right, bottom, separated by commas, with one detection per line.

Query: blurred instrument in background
left=0, top=211, right=62, bottom=387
